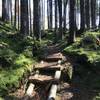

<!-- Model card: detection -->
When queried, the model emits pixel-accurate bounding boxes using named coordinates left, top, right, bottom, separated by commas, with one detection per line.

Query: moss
left=0, top=22, right=37, bottom=96
left=64, top=31, right=100, bottom=68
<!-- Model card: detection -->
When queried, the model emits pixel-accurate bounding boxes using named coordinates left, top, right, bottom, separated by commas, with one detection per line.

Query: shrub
left=81, top=32, right=100, bottom=50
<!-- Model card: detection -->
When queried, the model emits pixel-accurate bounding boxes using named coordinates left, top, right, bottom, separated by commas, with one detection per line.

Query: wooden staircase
left=25, top=46, right=65, bottom=100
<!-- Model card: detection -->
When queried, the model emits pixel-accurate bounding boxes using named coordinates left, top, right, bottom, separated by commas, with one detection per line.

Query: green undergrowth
left=0, top=23, right=38, bottom=96
left=64, top=31, right=100, bottom=99
left=64, top=31, right=100, bottom=70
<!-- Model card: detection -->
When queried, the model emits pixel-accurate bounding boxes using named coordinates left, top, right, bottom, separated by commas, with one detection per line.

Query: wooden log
left=35, top=62, right=58, bottom=69
left=48, top=85, right=57, bottom=100
left=48, top=70, right=61, bottom=100
left=44, top=53, right=63, bottom=62
left=35, top=65, right=62, bottom=71
left=54, top=71, right=61, bottom=80
left=29, top=75, right=53, bottom=83
left=26, top=70, right=39, bottom=97
left=26, top=83, right=35, bottom=96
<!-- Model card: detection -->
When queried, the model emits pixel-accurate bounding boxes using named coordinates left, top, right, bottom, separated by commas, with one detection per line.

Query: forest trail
left=6, top=43, right=98, bottom=100
left=26, top=43, right=68, bottom=100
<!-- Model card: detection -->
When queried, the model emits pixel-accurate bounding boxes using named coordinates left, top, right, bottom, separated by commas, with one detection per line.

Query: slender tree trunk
left=49, top=0, right=53, bottom=29
left=63, top=0, right=68, bottom=33
left=68, top=0, right=76, bottom=44
left=47, top=0, right=50, bottom=29
left=6, top=0, right=10, bottom=22
left=33, top=0, right=41, bottom=40
left=29, top=0, right=32, bottom=36
left=80, top=0, right=85, bottom=32
left=43, top=0, right=45, bottom=30
left=85, top=0, right=90, bottom=29
left=20, top=0, right=29, bottom=36
left=58, top=0, right=63, bottom=39
left=55, top=0, right=58, bottom=40
left=99, top=2, right=100, bottom=28
left=9, top=0, right=13, bottom=25
left=14, top=0, right=18, bottom=28
left=91, top=0, right=96, bottom=29
left=55, top=0, right=58, bottom=31
left=42, top=0, right=45, bottom=30
left=2, top=0, right=8, bottom=22
left=18, top=0, right=20, bottom=30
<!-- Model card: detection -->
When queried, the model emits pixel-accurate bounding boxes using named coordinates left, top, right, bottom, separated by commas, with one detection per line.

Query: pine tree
left=68, top=0, right=76, bottom=44
left=20, top=0, right=29, bottom=36
left=33, top=0, right=41, bottom=40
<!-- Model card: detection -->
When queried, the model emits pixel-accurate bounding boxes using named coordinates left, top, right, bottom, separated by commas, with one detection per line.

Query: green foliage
left=64, top=31, right=100, bottom=95
left=81, top=32, right=100, bottom=50
left=64, top=32, right=100, bottom=99
left=0, top=22, right=37, bottom=96
left=64, top=31, right=100, bottom=67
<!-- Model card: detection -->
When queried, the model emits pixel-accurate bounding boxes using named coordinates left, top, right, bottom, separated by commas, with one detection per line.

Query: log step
left=28, top=75, right=54, bottom=83
left=48, top=70, right=61, bottom=100
left=35, top=65, right=62, bottom=71
left=35, top=61, right=57, bottom=69
left=44, top=53, right=63, bottom=61
left=26, top=83, right=35, bottom=96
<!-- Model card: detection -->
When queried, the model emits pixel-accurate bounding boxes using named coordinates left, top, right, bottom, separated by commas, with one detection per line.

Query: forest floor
left=0, top=23, right=100, bottom=100
left=4, top=43, right=99, bottom=100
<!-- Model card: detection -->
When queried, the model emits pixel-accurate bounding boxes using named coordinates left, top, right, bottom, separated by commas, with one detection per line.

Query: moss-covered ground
left=64, top=31, right=100, bottom=99
left=0, top=22, right=38, bottom=97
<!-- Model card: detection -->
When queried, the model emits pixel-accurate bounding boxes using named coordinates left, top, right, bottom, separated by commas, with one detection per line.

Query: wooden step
left=35, top=61, right=57, bottom=68
left=43, top=53, right=63, bottom=61
left=35, top=64, right=62, bottom=71
left=28, top=75, right=54, bottom=84
left=48, top=71, right=61, bottom=100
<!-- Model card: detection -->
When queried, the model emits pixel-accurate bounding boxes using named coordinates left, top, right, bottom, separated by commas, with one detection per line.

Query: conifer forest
left=0, top=0, right=100, bottom=100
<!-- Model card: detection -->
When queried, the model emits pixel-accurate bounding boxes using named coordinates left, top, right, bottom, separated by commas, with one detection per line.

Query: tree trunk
left=68, top=0, right=76, bottom=44
left=9, top=0, right=13, bottom=25
left=99, top=1, right=100, bottom=28
left=14, top=0, right=18, bottom=28
left=55, top=0, right=58, bottom=40
left=91, top=0, right=96, bottom=29
left=63, top=0, right=68, bottom=33
left=80, top=0, right=85, bottom=32
left=18, top=0, right=20, bottom=30
left=33, top=0, right=41, bottom=40
left=29, top=0, right=32, bottom=36
left=20, top=0, right=29, bottom=37
left=47, top=0, right=50, bottom=29
left=85, top=0, right=90, bottom=29
left=49, top=0, right=53, bottom=29
left=58, top=0, right=63, bottom=39
left=2, top=0, right=8, bottom=22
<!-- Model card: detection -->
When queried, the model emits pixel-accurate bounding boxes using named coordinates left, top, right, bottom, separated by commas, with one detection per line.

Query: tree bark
left=49, top=0, right=53, bottom=29
left=33, top=0, right=41, bottom=40
left=55, top=0, right=58, bottom=40
left=91, top=0, right=96, bottom=29
left=80, top=0, right=85, bottom=32
left=29, top=0, right=32, bottom=36
left=14, top=0, right=18, bottom=28
left=20, top=0, right=29, bottom=36
left=2, top=0, right=8, bottom=22
left=58, top=0, right=63, bottom=39
left=99, top=1, right=100, bottom=28
left=85, top=0, right=90, bottom=29
left=68, top=0, right=76, bottom=44
left=63, top=0, right=68, bottom=33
